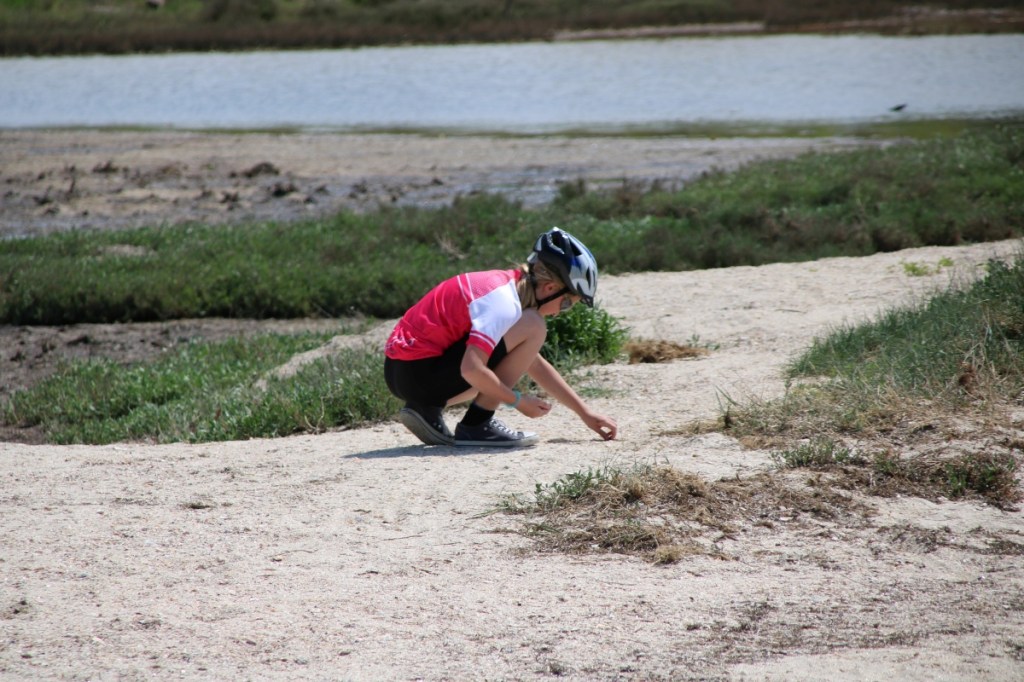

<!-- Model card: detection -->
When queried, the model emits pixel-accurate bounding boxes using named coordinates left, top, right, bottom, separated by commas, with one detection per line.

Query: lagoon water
left=2, top=34, right=1023, bottom=132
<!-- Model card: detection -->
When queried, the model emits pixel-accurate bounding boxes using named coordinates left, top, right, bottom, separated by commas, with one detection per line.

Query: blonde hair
left=516, top=261, right=561, bottom=309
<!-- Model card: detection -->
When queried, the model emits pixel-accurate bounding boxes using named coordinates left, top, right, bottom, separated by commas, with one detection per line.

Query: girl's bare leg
left=446, top=309, right=546, bottom=408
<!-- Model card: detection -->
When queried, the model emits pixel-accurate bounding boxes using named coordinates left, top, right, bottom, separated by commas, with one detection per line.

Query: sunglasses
left=559, top=294, right=576, bottom=312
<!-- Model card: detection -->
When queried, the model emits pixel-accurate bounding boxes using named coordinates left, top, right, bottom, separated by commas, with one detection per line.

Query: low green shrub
left=543, top=303, right=629, bottom=369
left=530, top=466, right=619, bottom=511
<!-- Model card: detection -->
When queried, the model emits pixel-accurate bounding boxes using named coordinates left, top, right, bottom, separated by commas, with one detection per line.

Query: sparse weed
left=901, top=257, right=955, bottom=276
left=773, top=442, right=1020, bottom=509
left=872, top=450, right=903, bottom=477
left=941, top=453, right=1019, bottom=502
left=871, top=451, right=1021, bottom=508
left=501, top=466, right=619, bottom=514
left=688, top=333, right=721, bottom=351
left=773, top=438, right=866, bottom=469
left=901, top=261, right=933, bottom=276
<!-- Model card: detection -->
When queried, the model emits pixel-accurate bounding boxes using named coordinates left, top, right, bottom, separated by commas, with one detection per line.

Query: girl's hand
left=582, top=412, right=617, bottom=441
left=516, top=393, right=551, bottom=418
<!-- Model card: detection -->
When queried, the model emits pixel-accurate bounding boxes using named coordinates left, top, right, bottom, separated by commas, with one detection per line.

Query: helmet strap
left=536, top=286, right=569, bottom=308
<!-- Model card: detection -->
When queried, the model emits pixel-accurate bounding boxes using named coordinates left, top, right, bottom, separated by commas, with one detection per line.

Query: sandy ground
left=1, top=131, right=1023, bottom=680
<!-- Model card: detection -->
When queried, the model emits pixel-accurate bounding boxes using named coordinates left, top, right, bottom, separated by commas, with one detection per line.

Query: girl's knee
left=504, top=309, right=546, bottom=352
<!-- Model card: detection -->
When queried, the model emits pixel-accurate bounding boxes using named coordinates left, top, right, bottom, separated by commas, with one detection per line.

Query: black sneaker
left=398, top=403, right=454, bottom=446
left=454, top=417, right=539, bottom=448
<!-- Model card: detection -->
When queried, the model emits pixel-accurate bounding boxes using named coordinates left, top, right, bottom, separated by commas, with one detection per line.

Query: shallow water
left=3, top=34, right=1023, bottom=132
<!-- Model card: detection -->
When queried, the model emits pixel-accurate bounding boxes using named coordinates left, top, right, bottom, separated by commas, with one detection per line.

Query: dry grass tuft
left=625, top=339, right=708, bottom=364
left=757, top=408, right=1023, bottom=509
left=722, top=385, right=1022, bottom=509
left=503, top=465, right=865, bottom=563
left=810, top=448, right=1020, bottom=510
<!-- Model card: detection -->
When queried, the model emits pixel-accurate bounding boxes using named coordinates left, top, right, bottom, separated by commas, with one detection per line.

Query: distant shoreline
left=2, top=6, right=1022, bottom=57
left=552, top=22, right=767, bottom=41
left=551, top=9, right=1024, bottom=41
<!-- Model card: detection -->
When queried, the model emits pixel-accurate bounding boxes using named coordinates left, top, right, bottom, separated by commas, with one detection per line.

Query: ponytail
left=516, top=261, right=561, bottom=309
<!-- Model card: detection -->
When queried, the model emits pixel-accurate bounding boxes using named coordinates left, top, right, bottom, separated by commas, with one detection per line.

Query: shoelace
left=488, top=418, right=518, bottom=437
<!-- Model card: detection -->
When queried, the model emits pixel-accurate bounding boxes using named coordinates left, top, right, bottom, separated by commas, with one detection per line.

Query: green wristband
left=506, top=389, right=521, bottom=409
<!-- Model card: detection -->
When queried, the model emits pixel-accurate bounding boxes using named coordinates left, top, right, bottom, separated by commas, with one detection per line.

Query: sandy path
left=2, top=238, right=1022, bottom=680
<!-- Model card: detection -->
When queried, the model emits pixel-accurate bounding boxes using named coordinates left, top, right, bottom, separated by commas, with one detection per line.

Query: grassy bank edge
left=3, top=123, right=1021, bottom=326
left=13, top=116, right=1016, bottom=140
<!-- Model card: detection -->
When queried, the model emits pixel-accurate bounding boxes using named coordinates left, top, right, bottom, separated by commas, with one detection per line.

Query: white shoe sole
left=453, top=431, right=540, bottom=448
left=398, top=408, right=454, bottom=446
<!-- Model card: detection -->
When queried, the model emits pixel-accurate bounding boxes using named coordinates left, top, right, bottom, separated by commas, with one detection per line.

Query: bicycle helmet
left=527, top=228, right=598, bottom=307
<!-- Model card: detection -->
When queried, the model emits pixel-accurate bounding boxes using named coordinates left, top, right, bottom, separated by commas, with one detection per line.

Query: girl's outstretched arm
left=527, top=355, right=618, bottom=441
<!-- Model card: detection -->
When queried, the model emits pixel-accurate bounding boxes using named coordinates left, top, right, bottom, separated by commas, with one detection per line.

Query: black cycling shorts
left=384, top=336, right=509, bottom=408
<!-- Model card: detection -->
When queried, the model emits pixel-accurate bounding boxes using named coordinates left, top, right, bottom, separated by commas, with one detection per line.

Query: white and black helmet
left=527, top=228, right=598, bottom=307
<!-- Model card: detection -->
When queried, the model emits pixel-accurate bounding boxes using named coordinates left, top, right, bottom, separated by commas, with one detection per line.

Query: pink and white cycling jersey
left=385, top=269, right=523, bottom=361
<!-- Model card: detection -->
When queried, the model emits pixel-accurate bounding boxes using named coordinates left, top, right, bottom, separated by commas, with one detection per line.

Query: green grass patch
left=557, top=124, right=1023, bottom=271
left=725, top=250, right=1024, bottom=443
left=1, top=332, right=399, bottom=444
left=790, top=256, right=1024, bottom=405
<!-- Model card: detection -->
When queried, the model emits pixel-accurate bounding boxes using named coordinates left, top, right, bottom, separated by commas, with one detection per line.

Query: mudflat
left=0, top=129, right=881, bottom=238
